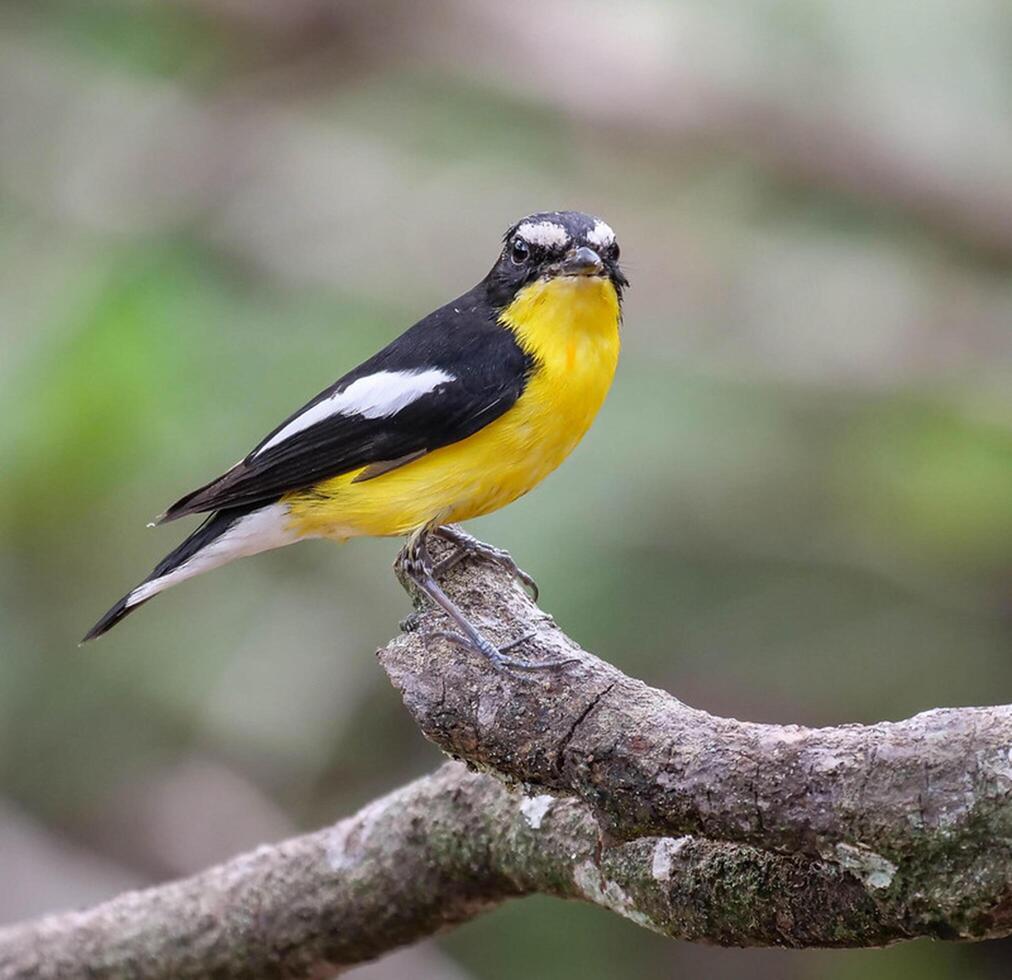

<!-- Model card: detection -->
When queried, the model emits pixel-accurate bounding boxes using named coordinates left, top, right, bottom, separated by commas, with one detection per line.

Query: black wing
left=160, top=290, right=532, bottom=522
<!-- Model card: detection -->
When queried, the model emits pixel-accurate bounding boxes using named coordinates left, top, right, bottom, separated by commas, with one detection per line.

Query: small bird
left=84, top=211, right=627, bottom=668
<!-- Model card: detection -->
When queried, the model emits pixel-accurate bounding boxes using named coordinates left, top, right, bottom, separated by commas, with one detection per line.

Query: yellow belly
left=284, top=275, right=621, bottom=539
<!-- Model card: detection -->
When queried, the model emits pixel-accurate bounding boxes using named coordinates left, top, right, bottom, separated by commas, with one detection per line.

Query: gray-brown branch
left=2, top=537, right=1011, bottom=978
left=382, top=534, right=1012, bottom=941
left=0, top=760, right=909, bottom=979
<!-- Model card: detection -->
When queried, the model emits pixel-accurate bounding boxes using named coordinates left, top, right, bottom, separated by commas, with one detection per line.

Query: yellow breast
left=286, top=275, right=621, bottom=539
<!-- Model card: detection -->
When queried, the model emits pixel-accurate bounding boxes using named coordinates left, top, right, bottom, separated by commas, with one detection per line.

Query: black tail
left=81, top=504, right=259, bottom=643
left=80, top=591, right=153, bottom=643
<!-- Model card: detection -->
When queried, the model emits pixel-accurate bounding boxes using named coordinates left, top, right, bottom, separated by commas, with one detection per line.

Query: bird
left=83, top=210, right=628, bottom=668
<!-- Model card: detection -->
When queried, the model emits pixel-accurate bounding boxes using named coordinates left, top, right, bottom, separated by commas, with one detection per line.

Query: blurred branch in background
left=4, top=551, right=1012, bottom=977
left=179, top=0, right=1012, bottom=263
left=7, top=0, right=1012, bottom=278
left=412, top=0, right=1012, bottom=264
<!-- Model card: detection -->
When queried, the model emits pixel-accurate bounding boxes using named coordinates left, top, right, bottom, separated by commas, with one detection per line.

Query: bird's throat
left=498, top=275, right=621, bottom=369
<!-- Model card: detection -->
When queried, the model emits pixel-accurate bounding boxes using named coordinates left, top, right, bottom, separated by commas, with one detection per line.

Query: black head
left=483, top=210, right=628, bottom=307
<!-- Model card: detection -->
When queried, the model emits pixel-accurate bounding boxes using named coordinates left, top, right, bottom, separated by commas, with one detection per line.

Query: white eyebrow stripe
left=254, top=368, right=455, bottom=456
left=516, top=221, right=570, bottom=248
left=586, top=220, right=615, bottom=249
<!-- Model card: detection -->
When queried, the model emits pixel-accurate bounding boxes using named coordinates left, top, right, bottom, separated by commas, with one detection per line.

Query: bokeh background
left=2, top=0, right=1011, bottom=977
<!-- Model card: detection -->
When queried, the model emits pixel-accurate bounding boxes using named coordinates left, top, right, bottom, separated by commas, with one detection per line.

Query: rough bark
left=2, top=534, right=1011, bottom=977
left=0, top=762, right=906, bottom=979
left=381, top=534, right=1012, bottom=942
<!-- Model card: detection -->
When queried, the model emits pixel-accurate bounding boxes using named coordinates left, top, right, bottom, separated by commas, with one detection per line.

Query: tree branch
left=3, top=534, right=1011, bottom=977
left=0, top=761, right=907, bottom=979
left=0, top=764, right=523, bottom=980
left=380, top=533, right=1012, bottom=941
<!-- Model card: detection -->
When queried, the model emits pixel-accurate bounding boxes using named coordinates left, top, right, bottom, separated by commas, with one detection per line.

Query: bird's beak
left=560, top=245, right=604, bottom=277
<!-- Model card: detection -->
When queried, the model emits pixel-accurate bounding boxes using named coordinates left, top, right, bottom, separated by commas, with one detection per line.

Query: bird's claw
left=430, top=629, right=576, bottom=672
left=433, top=529, right=540, bottom=601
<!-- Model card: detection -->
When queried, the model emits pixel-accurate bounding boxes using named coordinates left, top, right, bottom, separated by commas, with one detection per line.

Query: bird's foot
left=433, top=526, right=539, bottom=601
left=431, top=628, right=577, bottom=672
left=400, top=611, right=423, bottom=632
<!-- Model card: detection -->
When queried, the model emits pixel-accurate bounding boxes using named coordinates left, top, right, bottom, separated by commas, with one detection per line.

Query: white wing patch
left=126, top=504, right=299, bottom=607
left=586, top=220, right=615, bottom=250
left=254, top=368, right=454, bottom=457
left=516, top=221, right=570, bottom=248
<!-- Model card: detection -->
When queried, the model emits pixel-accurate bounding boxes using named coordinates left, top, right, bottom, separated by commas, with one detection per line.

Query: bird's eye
left=608, top=241, right=620, bottom=261
left=510, top=238, right=530, bottom=265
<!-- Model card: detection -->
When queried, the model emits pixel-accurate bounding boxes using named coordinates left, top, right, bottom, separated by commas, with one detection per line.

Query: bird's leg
left=431, top=525, right=539, bottom=601
left=398, top=525, right=573, bottom=671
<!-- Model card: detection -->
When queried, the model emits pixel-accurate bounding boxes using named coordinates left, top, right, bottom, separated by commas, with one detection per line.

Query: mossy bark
left=3, top=532, right=1010, bottom=977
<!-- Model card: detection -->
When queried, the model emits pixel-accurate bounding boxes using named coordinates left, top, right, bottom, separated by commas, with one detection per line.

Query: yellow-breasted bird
left=84, top=211, right=627, bottom=668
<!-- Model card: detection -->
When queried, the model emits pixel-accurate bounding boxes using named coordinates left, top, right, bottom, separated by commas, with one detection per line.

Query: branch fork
left=3, top=532, right=1011, bottom=977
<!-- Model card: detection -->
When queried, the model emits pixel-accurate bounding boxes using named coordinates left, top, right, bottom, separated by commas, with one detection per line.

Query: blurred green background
left=1, top=0, right=1010, bottom=977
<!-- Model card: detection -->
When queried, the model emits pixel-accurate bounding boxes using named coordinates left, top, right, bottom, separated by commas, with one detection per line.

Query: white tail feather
left=126, top=504, right=300, bottom=607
